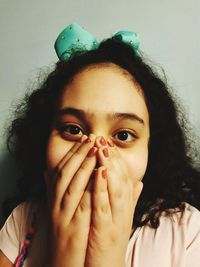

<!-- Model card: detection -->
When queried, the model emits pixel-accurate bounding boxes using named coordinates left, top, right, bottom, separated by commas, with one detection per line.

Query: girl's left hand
left=85, top=138, right=143, bottom=267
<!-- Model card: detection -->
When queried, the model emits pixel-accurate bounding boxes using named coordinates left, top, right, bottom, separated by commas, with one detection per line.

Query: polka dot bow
left=54, top=22, right=140, bottom=61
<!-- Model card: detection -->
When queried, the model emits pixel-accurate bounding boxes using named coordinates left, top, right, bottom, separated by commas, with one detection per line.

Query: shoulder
left=1, top=199, right=42, bottom=239
left=0, top=199, right=44, bottom=264
left=10, top=198, right=44, bottom=216
left=173, top=202, right=200, bottom=265
left=127, top=203, right=200, bottom=266
left=164, top=202, right=200, bottom=231
left=133, top=202, right=200, bottom=250
left=174, top=202, right=200, bottom=221
left=3, top=200, right=37, bottom=227
left=182, top=202, right=200, bottom=222
left=179, top=203, right=200, bottom=249
left=10, top=201, right=32, bottom=218
left=159, top=202, right=200, bottom=237
left=148, top=202, right=200, bottom=252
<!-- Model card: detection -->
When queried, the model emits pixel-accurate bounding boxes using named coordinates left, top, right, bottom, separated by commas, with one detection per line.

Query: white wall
left=0, top=0, right=200, bottom=224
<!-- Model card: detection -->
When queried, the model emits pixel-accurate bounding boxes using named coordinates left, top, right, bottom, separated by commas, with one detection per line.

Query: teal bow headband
left=54, top=22, right=140, bottom=61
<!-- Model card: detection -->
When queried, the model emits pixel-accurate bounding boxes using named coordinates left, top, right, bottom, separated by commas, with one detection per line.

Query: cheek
left=46, top=134, right=73, bottom=172
left=123, top=146, right=148, bottom=182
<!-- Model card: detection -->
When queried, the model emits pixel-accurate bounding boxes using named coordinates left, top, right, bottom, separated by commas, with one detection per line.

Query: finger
left=94, top=136, right=107, bottom=149
left=109, top=146, right=128, bottom=181
left=92, top=166, right=112, bottom=227
left=58, top=134, right=88, bottom=170
left=61, top=147, right=98, bottom=221
left=51, top=135, right=88, bottom=179
left=53, top=134, right=96, bottom=211
left=97, top=146, right=121, bottom=189
left=96, top=146, right=110, bottom=166
left=109, top=147, right=137, bottom=204
left=72, top=177, right=94, bottom=225
left=97, top=147, right=129, bottom=220
left=46, top=135, right=88, bottom=193
left=107, top=138, right=115, bottom=148
left=96, top=142, right=119, bottom=171
left=45, top=135, right=89, bottom=207
left=94, top=136, right=114, bottom=170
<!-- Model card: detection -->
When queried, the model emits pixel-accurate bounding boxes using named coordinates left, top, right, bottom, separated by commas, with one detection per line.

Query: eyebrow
left=55, top=107, right=145, bottom=126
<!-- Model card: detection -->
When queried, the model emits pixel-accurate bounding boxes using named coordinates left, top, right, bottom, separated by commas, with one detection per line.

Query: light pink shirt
left=0, top=201, right=200, bottom=267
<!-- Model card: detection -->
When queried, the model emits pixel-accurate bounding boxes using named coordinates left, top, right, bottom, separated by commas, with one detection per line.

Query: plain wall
left=0, top=0, right=200, bottom=225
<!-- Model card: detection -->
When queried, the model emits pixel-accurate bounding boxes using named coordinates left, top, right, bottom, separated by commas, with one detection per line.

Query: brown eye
left=114, top=131, right=136, bottom=142
left=61, top=124, right=84, bottom=135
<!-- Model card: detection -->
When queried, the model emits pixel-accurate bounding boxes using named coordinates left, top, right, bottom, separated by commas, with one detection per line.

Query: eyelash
left=58, top=124, right=84, bottom=137
left=113, top=130, right=137, bottom=143
left=58, top=123, right=137, bottom=143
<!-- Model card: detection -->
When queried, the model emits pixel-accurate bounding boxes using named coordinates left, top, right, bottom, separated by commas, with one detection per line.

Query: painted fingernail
left=103, top=148, right=109, bottom=158
left=87, top=147, right=97, bottom=157
left=86, top=137, right=92, bottom=143
left=102, top=168, right=107, bottom=179
left=107, top=139, right=115, bottom=147
left=100, top=137, right=107, bottom=146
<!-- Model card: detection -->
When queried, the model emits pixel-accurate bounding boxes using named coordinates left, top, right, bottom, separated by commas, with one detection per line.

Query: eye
left=114, top=130, right=136, bottom=142
left=59, top=124, right=84, bottom=136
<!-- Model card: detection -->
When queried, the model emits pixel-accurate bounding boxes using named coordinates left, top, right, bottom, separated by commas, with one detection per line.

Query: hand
left=85, top=137, right=143, bottom=267
left=44, top=134, right=97, bottom=267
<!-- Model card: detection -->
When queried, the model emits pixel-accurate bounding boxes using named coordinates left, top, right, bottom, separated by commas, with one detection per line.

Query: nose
left=85, top=133, right=107, bottom=147
left=94, top=135, right=108, bottom=148
left=93, top=136, right=107, bottom=169
left=85, top=132, right=107, bottom=148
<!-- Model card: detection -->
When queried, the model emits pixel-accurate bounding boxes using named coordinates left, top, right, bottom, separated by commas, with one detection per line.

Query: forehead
left=57, top=64, right=149, bottom=125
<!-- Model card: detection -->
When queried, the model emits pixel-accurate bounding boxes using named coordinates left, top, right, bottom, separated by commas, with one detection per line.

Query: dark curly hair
left=3, top=38, right=200, bottom=229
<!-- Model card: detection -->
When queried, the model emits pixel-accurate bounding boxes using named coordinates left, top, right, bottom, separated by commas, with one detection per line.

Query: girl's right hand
left=44, top=134, right=97, bottom=267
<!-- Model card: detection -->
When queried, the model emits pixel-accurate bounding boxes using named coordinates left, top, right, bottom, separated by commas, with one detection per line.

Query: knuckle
left=109, top=231, right=118, bottom=244
left=74, top=148, right=83, bottom=157
left=78, top=200, right=90, bottom=213
left=113, top=189, right=123, bottom=199
left=79, top=162, right=89, bottom=173
left=100, top=203, right=109, bottom=213
left=123, top=176, right=129, bottom=185
left=66, top=184, right=75, bottom=196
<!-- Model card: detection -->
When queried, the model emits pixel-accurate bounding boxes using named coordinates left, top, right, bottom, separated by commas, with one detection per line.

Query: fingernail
left=107, top=139, right=115, bottom=147
left=100, top=137, right=107, bottom=146
left=87, top=147, right=97, bottom=157
left=103, top=148, right=109, bottom=158
left=86, top=137, right=92, bottom=143
left=102, top=169, right=107, bottom=179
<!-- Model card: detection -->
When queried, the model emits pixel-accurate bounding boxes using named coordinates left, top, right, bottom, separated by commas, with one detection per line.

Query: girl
left=0, top=23, right=200, bottom=267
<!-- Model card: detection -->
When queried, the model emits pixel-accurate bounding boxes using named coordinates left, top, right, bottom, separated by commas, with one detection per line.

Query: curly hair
left=3, top=38, right=200, bottom=229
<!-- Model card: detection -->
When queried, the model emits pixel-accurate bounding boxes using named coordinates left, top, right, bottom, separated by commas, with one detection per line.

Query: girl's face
left=46, top=63, right=150, bottom=183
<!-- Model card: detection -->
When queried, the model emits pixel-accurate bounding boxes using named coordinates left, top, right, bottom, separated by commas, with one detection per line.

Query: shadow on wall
left=0, top=150, right=18, bottom=228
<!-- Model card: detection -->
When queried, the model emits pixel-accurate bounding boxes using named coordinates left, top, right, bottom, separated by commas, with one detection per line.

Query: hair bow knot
left=55, top=22, right=140, bottom=61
